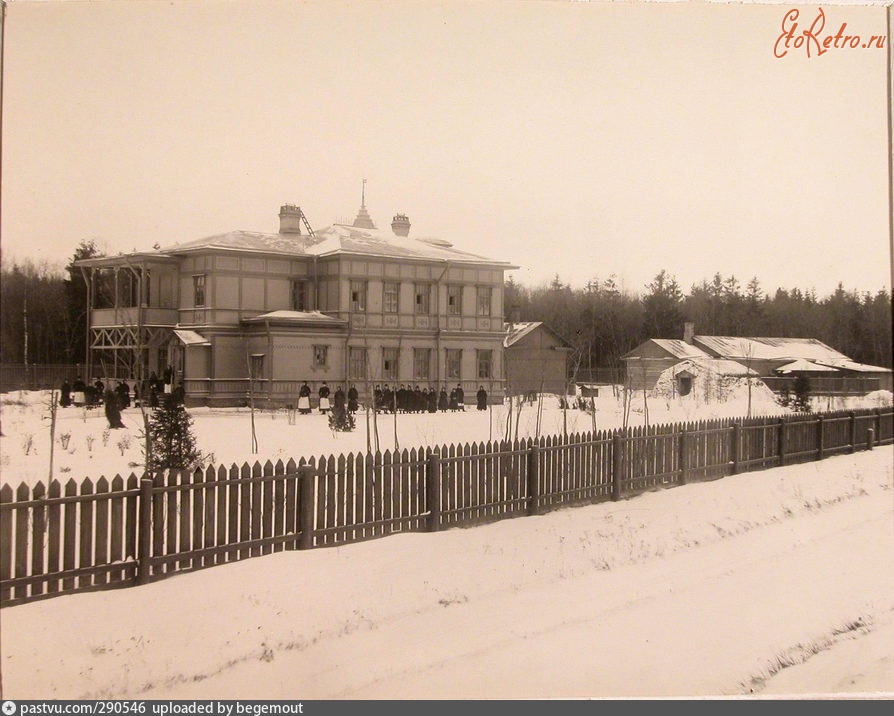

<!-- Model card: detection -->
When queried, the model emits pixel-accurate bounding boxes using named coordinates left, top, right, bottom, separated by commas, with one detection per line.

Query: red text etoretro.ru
left=774, top=8, right=886, bottom=58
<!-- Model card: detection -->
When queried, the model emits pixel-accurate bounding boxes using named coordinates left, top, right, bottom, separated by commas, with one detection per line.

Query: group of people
left=59, top=366, right=178, bottom=409
left=290, top=382, right=490, bottom=415
left=296, top=381, right=358, bottom=415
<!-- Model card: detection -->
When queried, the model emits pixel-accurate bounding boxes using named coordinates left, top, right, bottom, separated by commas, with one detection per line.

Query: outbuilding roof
left=693, top=336, right=850, bottom=362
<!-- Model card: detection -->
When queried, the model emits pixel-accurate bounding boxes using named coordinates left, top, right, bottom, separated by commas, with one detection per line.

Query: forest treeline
left=1, top=243, right=891, bottom=374
left=506, top=271, right=892, bottom=377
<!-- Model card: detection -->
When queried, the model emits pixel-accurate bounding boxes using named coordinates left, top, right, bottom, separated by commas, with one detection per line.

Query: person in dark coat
left=72, top=376, right=87, bottom=406
left=449, top=386, right=459, bottom=411
left=318, top=382, right=331, bottom=414
left=347, top=385, right=359, bottom=414
left=477, top=385, right=488, bottom=410
left=333, top=385, right=346, bottom=411
left=60, top=380, right=72, bottom=407
left=116, top=381, right=131, bottom=409
left=298, top=381, right=312, bottom=414
left=427, top=387, right=437, bottom=413
left=455, top=384, right=465, bottom=411
left=438, top=387, right=449, bottom=412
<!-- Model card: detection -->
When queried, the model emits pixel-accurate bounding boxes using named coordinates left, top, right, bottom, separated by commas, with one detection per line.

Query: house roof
left=149, top=223, right=517, bottom=267
left=812, top=359, right=893, bottom=374
left=775, top=359, right=839, bottom=374
left=673, top=358, right=759, bottom=377
left=504, top=322, right=542, bottom=348
left=172, top=329, right=210, bottom=346
left=693, top=336, right=850, bottom=362
left=503, top=321, right=574, bottom=349
left=241, top=310, right=348, bottom=327
left=621, top=339, right=711, bottom=360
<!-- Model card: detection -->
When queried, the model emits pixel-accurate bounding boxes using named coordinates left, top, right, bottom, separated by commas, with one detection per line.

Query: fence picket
left=261, top=461, right=274, bottom=556
left=92, top=478, right=109, bottom=588
left=272, top=460, right=285, bottom=553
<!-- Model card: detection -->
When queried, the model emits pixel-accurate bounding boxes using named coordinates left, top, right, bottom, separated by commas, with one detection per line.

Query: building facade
left=622, top=323, right=892, bottom=395
left=503, top=321, right=573, bottom=397
left=75, top=200, right=518, bottom=407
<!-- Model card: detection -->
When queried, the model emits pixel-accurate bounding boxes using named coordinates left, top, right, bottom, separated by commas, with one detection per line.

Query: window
left=291, top=280, right=309, bottom=311
left=193, top=275, right=206, bottom=307
left=447, top=285, right=462, bottom=316
left=446, top=349, right=462, bottom=381
left=249, top=354, right=265, bottom=380
left=383, top=281, right=400, bottom=314
left=382, top=347, right=399, bottom=381
left=414, top=283, right=431, bottom=315
left=477, top=349, right=492, bottom=380
left=349, top=347, right=367, bottom=380
left=476, top=286, right=492, bottom=316
left=414, top=348, right=431, bottom=380
left=350, top=280, right=367, bottom=312
left=313, top=345, right=328, bottom=368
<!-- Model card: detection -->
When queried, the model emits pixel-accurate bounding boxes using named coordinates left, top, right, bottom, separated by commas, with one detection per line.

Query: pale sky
left=1, top=0, right=891, bottom=296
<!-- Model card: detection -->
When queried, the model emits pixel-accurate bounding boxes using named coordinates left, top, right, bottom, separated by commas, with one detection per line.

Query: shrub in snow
left=104, top=389, right=125, bottom=429
left=59, top=432, right=72, bottom=450
left=328, top=403, right=356, bottom=433
left=117, top=433, right=132, bottom=456
left=146, top=394, right=201, bottom=471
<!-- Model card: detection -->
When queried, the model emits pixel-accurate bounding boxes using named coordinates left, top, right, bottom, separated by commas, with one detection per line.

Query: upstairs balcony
left=90, top=306, right=179, bottom=328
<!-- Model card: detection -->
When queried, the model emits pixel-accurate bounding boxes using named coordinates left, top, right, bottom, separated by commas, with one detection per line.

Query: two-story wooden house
left=74, top=200, right=518, bottom=407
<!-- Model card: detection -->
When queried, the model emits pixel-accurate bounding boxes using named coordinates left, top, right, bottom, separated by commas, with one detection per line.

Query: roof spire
left=352, top=178, right=377, bottom=229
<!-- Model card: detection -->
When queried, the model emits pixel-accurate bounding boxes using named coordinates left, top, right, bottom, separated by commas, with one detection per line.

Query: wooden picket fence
left=2, top=407, right=891, bottom=607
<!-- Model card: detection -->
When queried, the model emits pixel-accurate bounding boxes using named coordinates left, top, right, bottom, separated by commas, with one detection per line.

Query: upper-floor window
left=447, top=285, right=462, bottom=316
left=313, top=345, right=328, bottom=368
left=193, top=275, right=206, bottom=307
left=415, top=283, right=431, bottom=315
left=383, top=281, right=400, bottom=314
left=292, top=280, right=309, bottom=312
left=350, top=280, right=367, bottom=313
left=477, top=286, right=492, bottom=316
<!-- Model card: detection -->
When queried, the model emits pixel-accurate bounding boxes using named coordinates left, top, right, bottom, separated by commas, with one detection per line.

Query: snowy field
left=2, top=385, right=892, bottom=700
left=1, top=382, right=891, bottom=488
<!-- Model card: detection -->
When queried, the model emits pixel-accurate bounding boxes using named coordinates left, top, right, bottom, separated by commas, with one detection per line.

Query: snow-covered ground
left=1, top=386, right=892, bottom=699
left=2, top=384, right=890, bottom=489
left=1, top=448, right=891, bottom=699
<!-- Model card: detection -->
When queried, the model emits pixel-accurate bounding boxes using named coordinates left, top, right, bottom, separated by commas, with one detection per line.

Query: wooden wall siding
left=2, top=408, right=892, bottom=607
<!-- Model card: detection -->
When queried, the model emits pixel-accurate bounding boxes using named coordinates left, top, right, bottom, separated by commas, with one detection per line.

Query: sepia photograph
left=0, top=0, right=892, bottom=702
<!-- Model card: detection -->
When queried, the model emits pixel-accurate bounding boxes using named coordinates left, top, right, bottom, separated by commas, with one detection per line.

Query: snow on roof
left=813, top=359, right=893, bottom=374
left=241, top=310, right=347, bottom=326
left=775, top=359, right=840, bottom=374
left=650, top=340, right=712, bottom=360
left=503, top=322, right=542, bottom=348
left=694, top=336, right=849, bottom=362
left=159, top=231, right=311, bottom=256
left=154, top=223, right=516, bottom=267
left=172, top=329, right=210, bottom=346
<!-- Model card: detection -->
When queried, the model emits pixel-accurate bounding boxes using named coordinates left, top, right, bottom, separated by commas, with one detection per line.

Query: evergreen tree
left=328, top=403, right=356, bottom=433
left=147, top=394, right=200, bottom=471
left=792, top=376, right=812, bottom=413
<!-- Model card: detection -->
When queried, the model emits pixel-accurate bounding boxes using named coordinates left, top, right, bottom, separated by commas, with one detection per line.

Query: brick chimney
left=279, top=204, right=304, bottom=234
left=683, top=322, right=695, bottom=344
left=391, top=213, right=411, bottom=237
